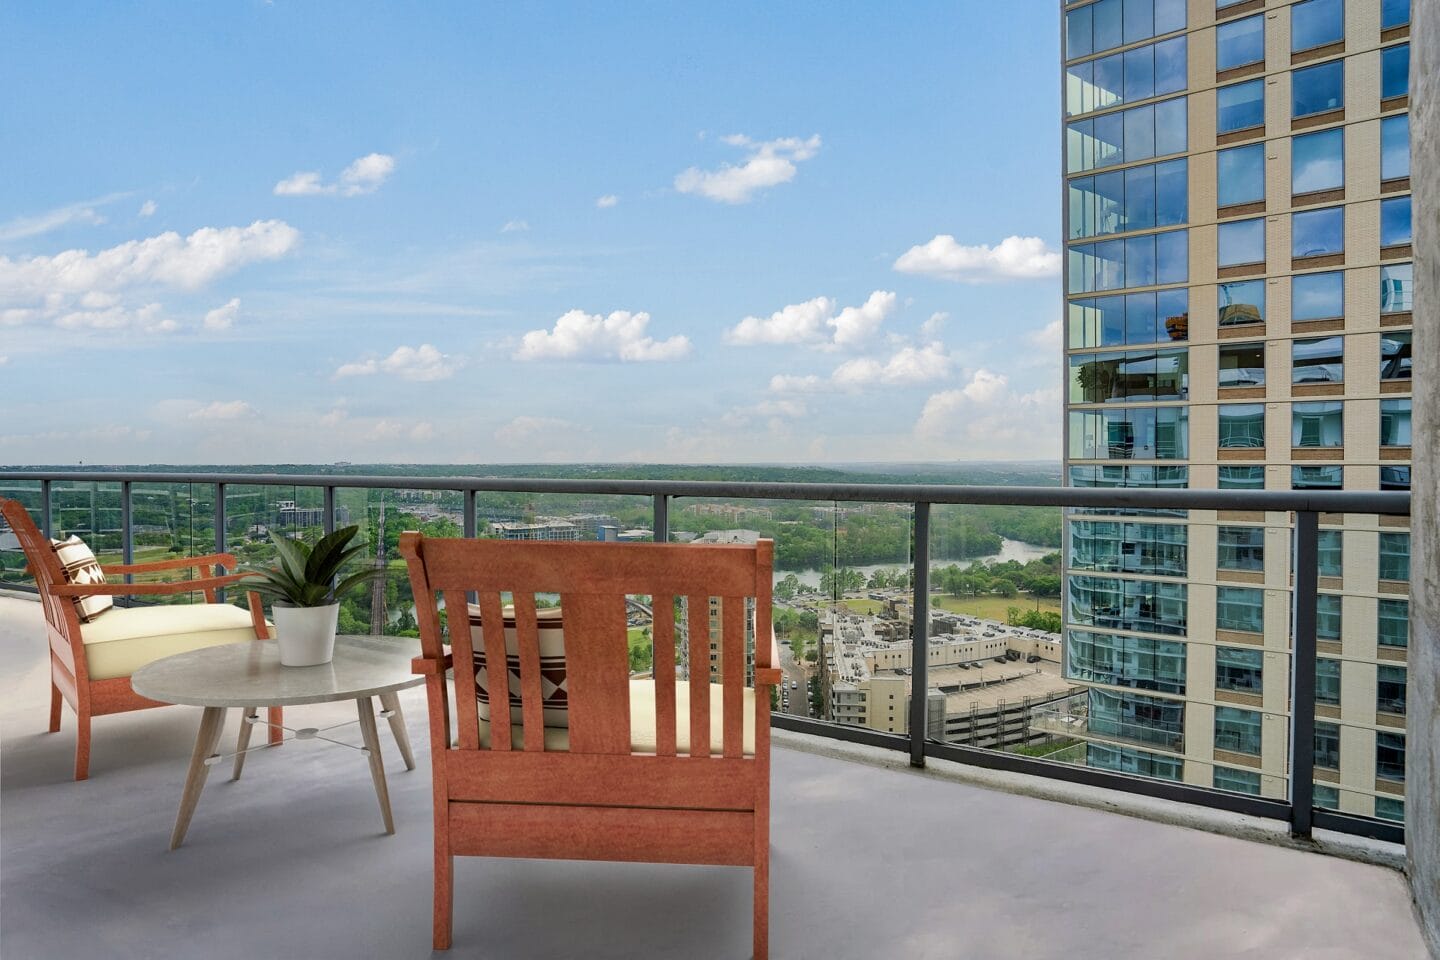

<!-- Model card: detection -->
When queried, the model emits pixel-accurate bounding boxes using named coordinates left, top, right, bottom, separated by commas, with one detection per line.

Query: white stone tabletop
left=131, top=635, right=425, bottom=708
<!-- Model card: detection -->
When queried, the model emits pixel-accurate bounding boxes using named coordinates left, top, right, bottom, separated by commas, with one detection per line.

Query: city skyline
left=1, top=3, right=1064, bottom=465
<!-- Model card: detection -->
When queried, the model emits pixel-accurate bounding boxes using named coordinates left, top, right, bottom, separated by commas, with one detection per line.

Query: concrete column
left=1408, top=0, right=1439, bottom=953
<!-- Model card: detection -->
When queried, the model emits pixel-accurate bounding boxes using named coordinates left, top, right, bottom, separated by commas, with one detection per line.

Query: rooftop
left=0, top=594, right=1425, bottom=959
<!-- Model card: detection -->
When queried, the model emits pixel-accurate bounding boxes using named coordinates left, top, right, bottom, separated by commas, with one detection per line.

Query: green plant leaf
left=269, top=531, right=311, bottom=586
left=303, top=525, right=360, bottom=584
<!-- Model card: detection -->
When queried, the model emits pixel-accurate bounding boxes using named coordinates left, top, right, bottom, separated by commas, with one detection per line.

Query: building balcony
left=0, top=592, right=1427, bottom=959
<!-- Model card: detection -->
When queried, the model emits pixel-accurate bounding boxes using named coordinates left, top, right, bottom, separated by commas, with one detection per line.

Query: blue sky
left=0, top=2, right=1063, bottom=465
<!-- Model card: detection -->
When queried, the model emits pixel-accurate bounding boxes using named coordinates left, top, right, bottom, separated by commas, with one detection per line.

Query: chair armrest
left=50, top=573, right=249, bottom=597
left=104, top=553, right=238, bottom=575
left=412, top=652, right=454, bottom=676
left=755, top=630, right=784, bottom=687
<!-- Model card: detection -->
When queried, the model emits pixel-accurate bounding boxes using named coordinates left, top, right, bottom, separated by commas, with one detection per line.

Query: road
left=775, top=638, right=812, bottom=717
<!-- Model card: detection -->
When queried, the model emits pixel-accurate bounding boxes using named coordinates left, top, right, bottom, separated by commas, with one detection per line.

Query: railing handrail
left=0, top=469, right=1413, bottom=515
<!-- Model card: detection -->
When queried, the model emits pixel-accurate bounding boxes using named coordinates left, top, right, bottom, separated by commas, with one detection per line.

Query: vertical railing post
left=1290, top=510, right=1320, bottom=838
left=909, top=501, right=931, bottom=769
left=653, top=493, right=669, bottom=544
left=40, top=479, right=52, bottom=539
left=323, top=485, right=336, bottom=536
left=214, top=483, right=227, bottom=604
left=120, top=480, right=133, bottom=590
left=463, top=490, right=477, bottom=539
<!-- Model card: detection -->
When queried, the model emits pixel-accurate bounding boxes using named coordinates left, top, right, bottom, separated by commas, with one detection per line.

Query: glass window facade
left=1292, top=271, right=1344, bottom=320
left=1068, top=159, right=1188, bottom=238
left=1381, top=115, right=1410, bottom=181
left=1067, top=0, right=1185, bottom=59
left=1214, top=706, right=1262, bottom=755
left=1381, top=263, right=1413, bottom=313
left=1318, top=529, right=1342, bottom=576
left=1217, top=403, right=1265, bottom=448
left=1068, top=575, right=1188, bottom=636
left=1219, top=466, right=1265, bottom=489
left=1088, top=688, right=1185, bottom=749
left=1218, top=342, right=1264, bottom=387
left=1378, top=598, right=1409, bottom=647
left=1066, top=629, right=1187, bottom=693
left=1293, top=338, right=1344, bottom=383
left=1217, top=586, right=1263, bottom=633
left=1068, top=407, right=1189, bottom=460
left=1313, top=784, right=1340, bottom=810
left=1218, top=218, right=1265, bottom=267
left=1379, top=532, right=1410, bottom=581
left=1213, top=766, right=1261, bottom=795
left=1377, top=731, right=1406, bottom=782
left=1215, top=646, right=1263, bottom=693
left=1314, top=721, right=1341, bottom=769
left=1291, top=401, right=1343, bottom=446
left=1292, top=207, right=1344, bottom=258
left=1382, top=0, right=1411, bottom=29
left=1069, top=290, right=1189, bottom=347
left=1380, top=399, right=1412, bottom=446
left=1382, top=43, right=1410, bottom=99
left=1068, top=349, right=1189, bottom=403
left=1216, top=80, right=1265, bottom=134
left=1068, top=230, right=1188, bottom=292
left=1316, top=657, right=1341, bottom=705
left=1317, top=593, right=1342, bottom=640
left=1086, top=743, right=1183, bottom=780
left=1218, top=144, right=1265, bottom=207
left=1292, top=128, right=1344, bottom=194
left=1381, top=195, right=1412, bottom=247
left=1067, top=97, right=1188, bottom=173
left=1378, top=665, right=1407, bottom=715
left=1217, top=15, right=1265, bottom=71
left=1065, top=36, right=1188, bottom=116
left=1380, top=331, right=1412, bottom=380
left=1217, top=525, right=1264, bottom=571
left=1069, top=520, right=1188, bottom=575
left=1376, top=796, right=1405, bottom=822
left=1218, top=279, right=1265, bottom=327
left=1292, top=60, right=1344, bottom=117
left=1292, top=0, right=1344, bottom=51
left=1293, top=465, right=1344, bottom=489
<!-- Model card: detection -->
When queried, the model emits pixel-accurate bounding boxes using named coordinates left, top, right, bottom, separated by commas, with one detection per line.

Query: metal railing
left=0, top=468, right=1411, bottom=846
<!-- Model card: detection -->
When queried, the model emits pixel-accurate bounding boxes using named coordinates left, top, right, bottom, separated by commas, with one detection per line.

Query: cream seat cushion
left=78, top=604, right=268, bottom=681
left=477, top=679, right=756, bottom=756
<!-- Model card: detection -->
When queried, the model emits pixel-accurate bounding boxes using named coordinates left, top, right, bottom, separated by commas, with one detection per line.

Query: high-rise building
left=1060, top=0, right=1412, bottom=821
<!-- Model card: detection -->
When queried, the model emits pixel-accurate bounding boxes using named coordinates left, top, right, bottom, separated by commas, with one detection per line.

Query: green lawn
left=838, top=598, right=886, bottom=616
left=929, top=593, right=1061, bottom=622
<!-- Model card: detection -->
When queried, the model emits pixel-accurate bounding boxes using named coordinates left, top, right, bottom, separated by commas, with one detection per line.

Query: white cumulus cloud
left=139, top=200, right=157, bottom=218
left=501, top=219, right=530, bottom=233
left=771, top=342, right=953, bottom=394
left=914, top=369, right=1060, bottom=459
left=203, top=297, right=241, bottom=331
left=893, top=235, right=1061, bottom=282
left=274, top=152, right=396, bottom=197
left=595, top=194, right=619, bottom=209
left=516, top=310, right=690, bottom=362
left=334, top=343, right=462, bottom=381
left=0, top=193, right=128, bottom=243
left=495, top=415, right=574, bottom=445
left=188, top=400, right=256, bottom=421
left=674, top=134, right=821, bottom=204
left=726, top=290, right=895, bottom=349
left=921, top=311, right=948, bottom=337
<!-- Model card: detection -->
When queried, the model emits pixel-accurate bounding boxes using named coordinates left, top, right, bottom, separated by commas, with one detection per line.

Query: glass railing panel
left=476, top=490, right=653, bottom=543
left=48, top=480, right=124, bottom=568
left=222, top=483, right=311, bottom=611
left=0, top=478, right=44, bottom=588
left=126, top=482, right=220, bottom=604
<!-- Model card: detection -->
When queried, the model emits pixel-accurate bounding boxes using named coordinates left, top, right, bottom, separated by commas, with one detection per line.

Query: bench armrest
left=103, top=553, right=238, bottom=575
left=755, top=631, right=784, bottom=687
left=413, top=652, right=454, bottom=676
left=50, top=573, right=248, bottom=597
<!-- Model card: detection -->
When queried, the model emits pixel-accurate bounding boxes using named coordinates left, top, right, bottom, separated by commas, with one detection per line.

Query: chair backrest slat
left=687, top=595, right=711, bottom=759
left=561, top=593, right=631, bottom=755
left=511, top=593, right=546, bottom=752
left=721, top=595, right=745, bottom=759
left=451, top=588, right=488, bottom=751
left=652, top=594, right=677, bottom=757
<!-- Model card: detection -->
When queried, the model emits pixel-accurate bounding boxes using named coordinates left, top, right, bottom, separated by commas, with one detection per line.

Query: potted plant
left=243, top=525, right=382, bottom=666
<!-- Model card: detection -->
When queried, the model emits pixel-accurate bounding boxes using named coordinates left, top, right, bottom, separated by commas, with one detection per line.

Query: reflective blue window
left=1292, top=0, right=1344, bottom=52
left=1094, top=0, right=1124, bottom=52
left=1067, top=406, right=1189, bottom=460
left=1292, top=206, right=1344, bottom=258
left=1066, top=96, right=1187, bottom=173
left=1124, top=45, right=1156, bottom=103
left=1155, top=0, right=1186, bottom=34
left=1124, top=0, right=1155, bottom=43
left=1068, top=4, right=1093, bottom=58
left=1217, top=587, right=1264, bottom=633
left=1214, top=707, right=1262, bottom=756
left=1219, top=466, right=1265, bottom=489
left=1066, top=629, right=1187, bottom=693
left=1069, top=0, right=1186, bottom=60
left=1154, top=36, right=1187, bottom=95
left=1382, top=115, right=1410, bottom=180
left=1125, top=104, right=1156, bottom=160
left=1382, top=262, right=1413, bottom=313
left=1291, top=400, right=1344, bottom=443
left=1380, top=398, right=1412, bottom=446
left=1293, top=61, right=1344, bottom=117
left=1068, top=230, right=1187, bottom=293
left=1068, top=578, right=1189, bottom=637
left=1155, top=96, right=1187, bottom=155
left=1293, top=339, right=1344, bottom=385
left=1094, top=54, right=1125, bottom=111
left=1292, top=271, right=1344, bottom=320
left=1155, top=159, right=1187, bottom=226
left=1217, top=15, right=1264, bottom=71
left=1216, top=79, right=1264, bottom=133
left=1217, top=143, right=1265, bottom=207
left=1380, top=329, right=1412, bottom=379
left=1381, top=195, right=1412, bottom=246
left=1218, top=341, right=1265, bottom=388
left=1217, top=403, right=1265, bottom=448
left=1382, top=44, right=1410, bottom=99
left=1088, top=689, right=1185, bottom=749
left=1292, top=128, right=1344, bottom=194
left=1086, top=743, right=1183, bottom=781
left=1126, top=235, right=1157, bottom=287
left=1382, top=0, right=1411, bottom=29
left=1218, top=218, right=1265, bottom=266
left=1218, top=279, right=1265, bottom=327
left=1293, top=465, right=1344, bottom=489
left=1155, top=230, right=1187, bottom=284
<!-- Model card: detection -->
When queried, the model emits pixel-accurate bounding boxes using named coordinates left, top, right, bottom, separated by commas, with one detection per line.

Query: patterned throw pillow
left=468, top=605, right=568, bottom=728
left=50, top=536, right=114, bottom=623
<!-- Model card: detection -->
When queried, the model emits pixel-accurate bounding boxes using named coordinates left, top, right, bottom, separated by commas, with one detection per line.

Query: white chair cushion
left=476, top=679, right=755, bottom=756
left=51, top=536, right=114, bottom=623
left=78, top=603, right=269, bottom=681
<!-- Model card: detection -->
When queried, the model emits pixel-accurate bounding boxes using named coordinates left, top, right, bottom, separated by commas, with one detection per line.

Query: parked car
left=791, top=680, right=798, bottom=690
left=1027, top=654, right=1042, bottom=663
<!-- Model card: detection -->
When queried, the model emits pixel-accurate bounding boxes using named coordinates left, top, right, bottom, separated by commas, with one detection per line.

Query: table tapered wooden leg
left=356, top=696, right=394, bottom=834
left=378, top=690, right=416, bottom=771
left=171, top=706, right=226, bottom=850
left=232, top=706, right=259, bottom=781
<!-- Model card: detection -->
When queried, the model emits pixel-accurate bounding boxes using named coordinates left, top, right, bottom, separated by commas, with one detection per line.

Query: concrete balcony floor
left=0, top=596, right=1427, bottom=960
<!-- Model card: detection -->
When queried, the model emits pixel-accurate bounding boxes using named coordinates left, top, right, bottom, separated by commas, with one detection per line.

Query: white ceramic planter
left=272, top=603, right=340, bottom=666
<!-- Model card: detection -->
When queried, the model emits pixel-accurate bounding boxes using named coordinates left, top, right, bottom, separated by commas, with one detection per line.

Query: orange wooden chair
left=1, top=497, right=281, bottom=780
left=401, top=533, right=779, bottom=957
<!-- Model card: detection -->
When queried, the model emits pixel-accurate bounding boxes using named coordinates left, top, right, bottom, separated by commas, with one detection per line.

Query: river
left=777, top=538, right=1054, bottom=589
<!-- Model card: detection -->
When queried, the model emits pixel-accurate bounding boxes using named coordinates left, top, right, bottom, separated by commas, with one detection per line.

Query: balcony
left=0, top=588, right=1427, bottom=958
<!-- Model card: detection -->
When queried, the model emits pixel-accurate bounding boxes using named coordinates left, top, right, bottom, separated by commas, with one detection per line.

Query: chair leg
left=48, top=683, right=62, bottom=733
left=73, top=709, right=91, bottom=781
left=434, top=831, right=453, bottom=950
left=267, top=706, right=284, bottom=746
left=753, top=825, right=769, bottom=960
